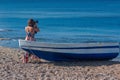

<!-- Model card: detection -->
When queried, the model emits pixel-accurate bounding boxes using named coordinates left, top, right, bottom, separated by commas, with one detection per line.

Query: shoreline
left=0, top=46, right=120, bottom=79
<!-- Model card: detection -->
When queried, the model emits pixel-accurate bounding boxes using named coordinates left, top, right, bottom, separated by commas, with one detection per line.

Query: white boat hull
left=19, top=40, right=119, bottom=61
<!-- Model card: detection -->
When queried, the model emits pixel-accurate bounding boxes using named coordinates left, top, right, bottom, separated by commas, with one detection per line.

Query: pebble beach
left=0, top=46, right=120, bottom=80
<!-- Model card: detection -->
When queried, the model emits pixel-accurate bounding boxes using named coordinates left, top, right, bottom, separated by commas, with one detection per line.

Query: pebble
left=0, top=46, right=120, bottom=80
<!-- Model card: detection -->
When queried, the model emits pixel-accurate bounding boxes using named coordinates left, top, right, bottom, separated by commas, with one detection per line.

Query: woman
left=23, top=19, right=40, bottom=63
left=25, top=19, right=39, bottom=41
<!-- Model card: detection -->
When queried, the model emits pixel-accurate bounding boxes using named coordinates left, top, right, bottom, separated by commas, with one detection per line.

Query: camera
left=35, top=20, right=38, bottom=23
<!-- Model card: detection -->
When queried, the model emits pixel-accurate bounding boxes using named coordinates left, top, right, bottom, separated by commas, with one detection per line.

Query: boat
left=19, top=39, right=119, bottom=61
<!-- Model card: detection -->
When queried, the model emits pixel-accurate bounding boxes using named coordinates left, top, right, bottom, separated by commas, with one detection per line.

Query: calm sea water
left=0, top=0, right=120, bottom=57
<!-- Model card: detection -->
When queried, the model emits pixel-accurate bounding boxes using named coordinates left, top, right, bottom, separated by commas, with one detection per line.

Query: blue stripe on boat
left=22, top=48, right=119, bottom=61
left=22, top=45, right=119, bottom=49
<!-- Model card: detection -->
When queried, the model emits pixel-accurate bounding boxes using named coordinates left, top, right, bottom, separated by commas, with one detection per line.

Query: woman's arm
left=34, top=26, right=40, bottom=32
left=25, top=27, right=28, bottom=32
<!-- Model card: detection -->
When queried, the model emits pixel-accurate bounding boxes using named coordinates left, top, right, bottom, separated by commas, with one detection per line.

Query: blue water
left=0, top=0, right=120, bottom=48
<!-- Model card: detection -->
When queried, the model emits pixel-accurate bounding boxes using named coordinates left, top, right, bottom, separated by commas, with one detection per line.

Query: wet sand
left=0, top=46, right=120, bottom=80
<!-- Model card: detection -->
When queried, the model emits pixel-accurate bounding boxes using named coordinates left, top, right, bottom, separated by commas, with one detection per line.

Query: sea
left=0, top=0, right=120, bottom=59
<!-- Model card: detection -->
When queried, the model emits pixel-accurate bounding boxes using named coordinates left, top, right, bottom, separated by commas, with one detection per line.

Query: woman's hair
left=28, top=19, right=35, bottom=27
